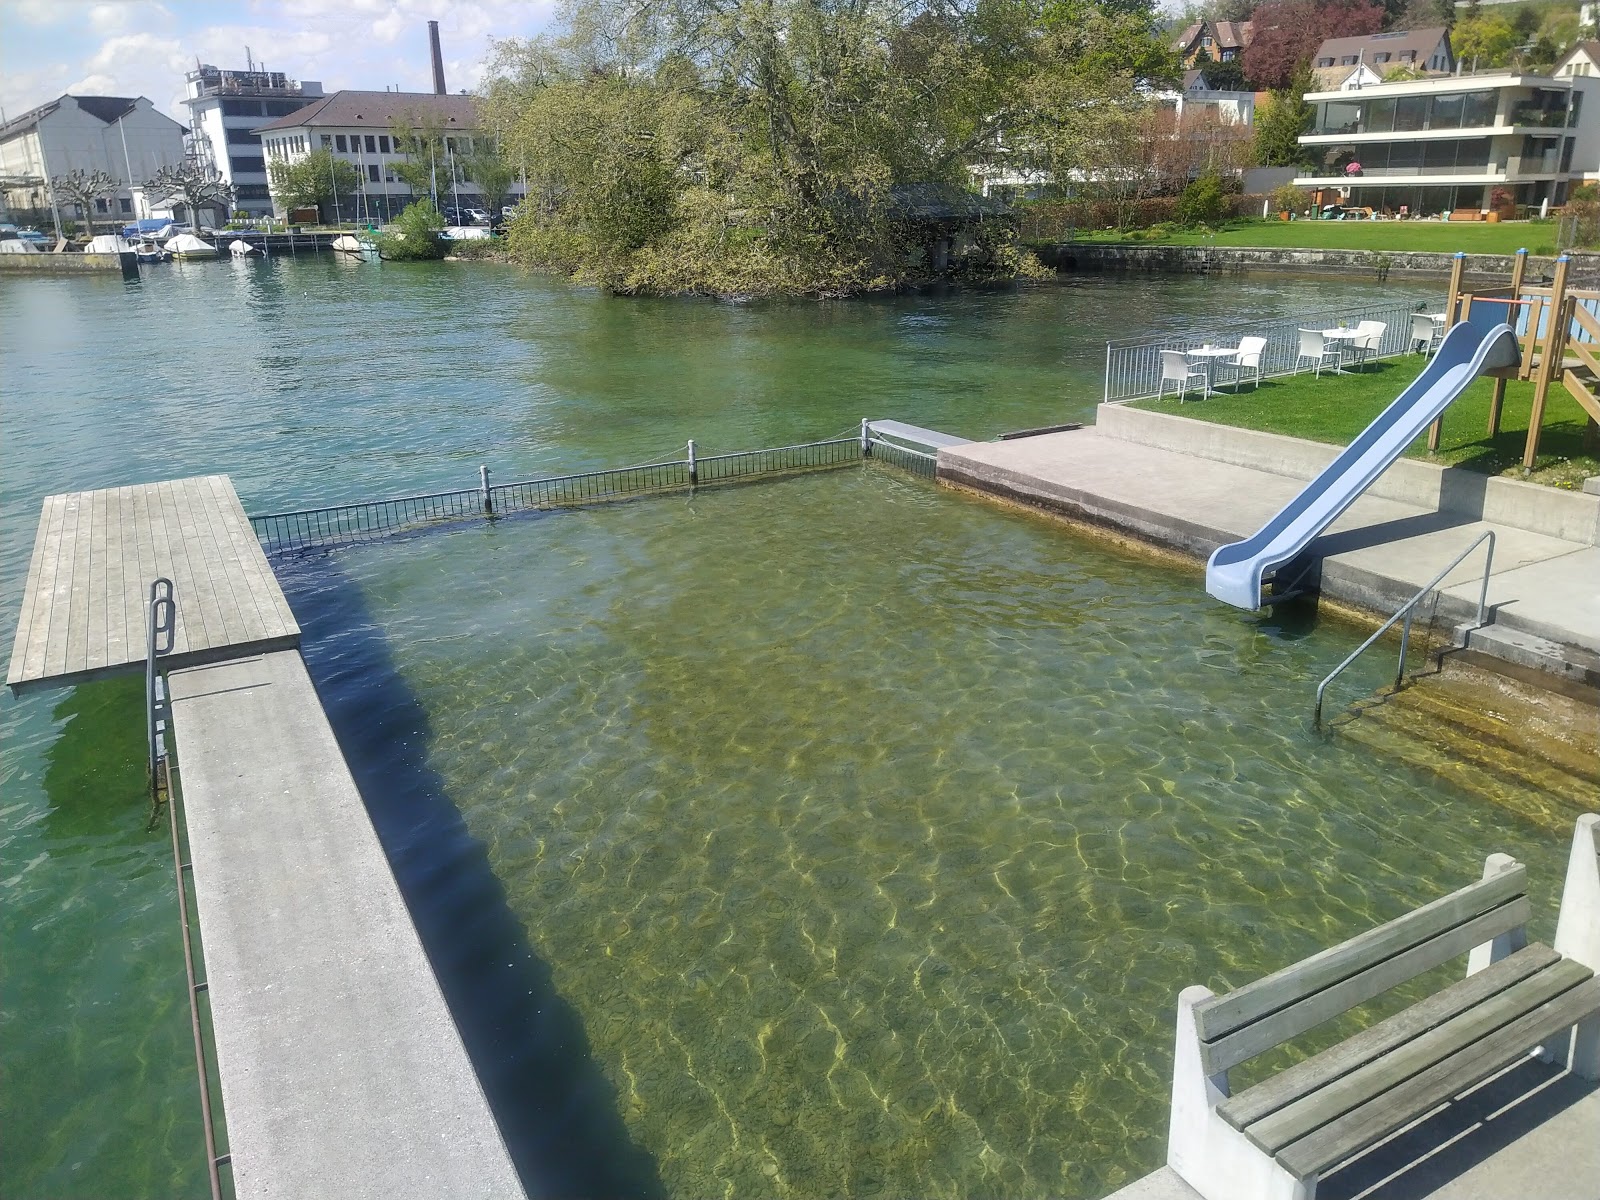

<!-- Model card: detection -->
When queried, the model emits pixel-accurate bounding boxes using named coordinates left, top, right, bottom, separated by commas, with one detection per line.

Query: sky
left=0, top=0, right=562, bottom=125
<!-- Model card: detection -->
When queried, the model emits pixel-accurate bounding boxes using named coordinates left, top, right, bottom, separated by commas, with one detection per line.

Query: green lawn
left=1072, top=218, right=1559, bottom=256
left=1133, top=355, right=1599, bottom=489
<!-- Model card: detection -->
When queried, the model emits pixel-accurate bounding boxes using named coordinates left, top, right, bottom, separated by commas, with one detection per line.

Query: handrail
left=1314, top=531, right=1496, bottom=728
left=146, top=577, right=175, bottom=822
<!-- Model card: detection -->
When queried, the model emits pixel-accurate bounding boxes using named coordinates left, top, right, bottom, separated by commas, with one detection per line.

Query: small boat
left=163, top=233, right=217, bottom=261
left=330, top=233, right=379, bottom=258
left=228, top=239, right=261, bottom=257
left=134, top=239, right=169, bottom=263
left=85, top=233, right=135, bottom=254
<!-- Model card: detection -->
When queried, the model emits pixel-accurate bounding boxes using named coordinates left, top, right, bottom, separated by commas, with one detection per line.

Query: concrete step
left=1334, top=705, right=1589, bottom=836
left=1385, top=681, right=1600, bottom=784
left=1459, top=622, right=1600, bottom=690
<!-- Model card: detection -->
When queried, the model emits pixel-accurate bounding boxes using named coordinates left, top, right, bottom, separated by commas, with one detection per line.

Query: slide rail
left=1313, top=530, right=1495, bottom=728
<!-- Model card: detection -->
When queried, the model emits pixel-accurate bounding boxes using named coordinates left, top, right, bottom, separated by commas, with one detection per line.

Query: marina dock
left=4, top=474, right=526, bottom=1198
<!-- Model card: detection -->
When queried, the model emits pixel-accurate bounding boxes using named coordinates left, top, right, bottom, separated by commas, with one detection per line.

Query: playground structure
left=1438, top=249, right=1600, bottom=467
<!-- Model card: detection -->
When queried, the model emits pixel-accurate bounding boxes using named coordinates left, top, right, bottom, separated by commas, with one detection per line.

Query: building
left=183, top=64, right=324, bottom=218
left=1555, top=40, right=1600, bottom=79
left=1311, top=28, right=1453, bottom=77
left=1310, top=62, right=1385, bottom=92
left=1294, top=70, right=1600, bottom=214
left=1173, top=20, right=1253, bottom=67
left=254, top=90, right=495, bottom=221
left=0, top=94, right=184, bottom=228
left=1177, top=71, right=1259, bottom=126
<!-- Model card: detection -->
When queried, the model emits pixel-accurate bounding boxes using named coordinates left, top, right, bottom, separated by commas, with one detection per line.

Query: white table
left=1320, top=328, right=1363, bottom=373
left=1186, top=345, right=1239, bottom=395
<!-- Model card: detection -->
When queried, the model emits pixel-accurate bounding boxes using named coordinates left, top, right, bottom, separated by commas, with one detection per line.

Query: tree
left=1243, top=0, right=1384, bottom=90
left=463, top=144, right=517, bottom=219
left=51, top=168, right=117, bottom=235
left=1174, top=171, right=1225, bottom=224
left=1252, top=63, right=1315, bottom=167
left=1452, top=11, right=1517, bottom=68
left=376, top=198, right=448, bottom=260
left=267, top=148, right=363, bottom=223
left=147, top=160, right=234, bottom=231
left=1198, top=57, right=1249, bottom=90
left=390, top=112, right=454, bottom=206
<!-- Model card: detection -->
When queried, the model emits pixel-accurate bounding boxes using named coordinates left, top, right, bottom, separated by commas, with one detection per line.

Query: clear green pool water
left=1, top=259, right=1564, bottom=1199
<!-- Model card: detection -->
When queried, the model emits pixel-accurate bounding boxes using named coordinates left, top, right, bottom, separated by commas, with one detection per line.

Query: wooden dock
left=6, top=475, right=299, bottom=693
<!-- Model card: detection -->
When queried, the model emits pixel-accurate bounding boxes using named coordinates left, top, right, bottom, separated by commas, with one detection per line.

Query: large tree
left=267, top=148, right=363, bottom=223
left=51, top=168, right=117, bottom=235
left=147, top=160, right=234, bottom=231
left=1243, top=0, right=1384, bottom=89
left=389, top=111, right=455, bottom=206
left=481, top=0, right=1175, bottom=296
left=463, top=143, right=517, bottom=219
left=1252, top=63, right=1315, bottom=167
left=1451, top=11, right=1517, bottom=68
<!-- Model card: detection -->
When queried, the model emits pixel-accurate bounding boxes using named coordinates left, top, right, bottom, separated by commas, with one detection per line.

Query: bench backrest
left=1192, top=862, right=1528, bottom=1076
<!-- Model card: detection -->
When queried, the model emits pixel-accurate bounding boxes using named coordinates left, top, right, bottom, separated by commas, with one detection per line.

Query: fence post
left=1525, top=254, right=1571, bottom=471
left=1429, top=251, right=1469, bottom=452
left=480, top=464, right=492, bottom=514
left=1487, top=247, right=1527, bottom=437
left=1103, top=342, right=1111, bottom=405
left=687, top=439, right=697, bottom=485
left=860, top=418, right=872, bottom=457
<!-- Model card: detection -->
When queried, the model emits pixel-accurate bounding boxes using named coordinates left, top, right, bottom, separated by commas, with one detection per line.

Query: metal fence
left=1102, top=297, right=1435, bottom=404
left=250, top=437, right=868, bottom=555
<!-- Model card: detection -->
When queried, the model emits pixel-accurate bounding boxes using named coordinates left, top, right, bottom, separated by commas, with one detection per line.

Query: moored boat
left=163, top=233, right=217, bottom=261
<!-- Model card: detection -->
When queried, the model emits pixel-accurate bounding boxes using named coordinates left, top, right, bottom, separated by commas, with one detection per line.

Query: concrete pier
left=167, top=650, right=525, bottom=1198
left=940, top=408, right=1600, bottom=687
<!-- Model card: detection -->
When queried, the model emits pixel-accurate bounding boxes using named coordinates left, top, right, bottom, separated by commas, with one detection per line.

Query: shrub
left=1270, top=183, right=1310, bottom=215
left=1174, top=174, right=1226, bottom=227
left=376, top=199, right=447, bottom=261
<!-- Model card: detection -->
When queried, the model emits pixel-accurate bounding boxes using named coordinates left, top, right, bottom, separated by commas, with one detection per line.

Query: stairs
left=1328, top=664, right=1599, bottom=834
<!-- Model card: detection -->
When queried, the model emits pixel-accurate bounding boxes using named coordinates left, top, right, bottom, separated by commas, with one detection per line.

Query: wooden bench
left=1167, top=813, right=1600, bottom=1200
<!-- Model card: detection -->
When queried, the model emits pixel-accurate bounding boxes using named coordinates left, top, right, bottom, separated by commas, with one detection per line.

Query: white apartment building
left=254, top=91, right=496, bottom=221
left=1295, top=70, right=1600, bottom=214
left=183, top=64, right=324, bottom=218
left=0, top=94, right=185, bottom=227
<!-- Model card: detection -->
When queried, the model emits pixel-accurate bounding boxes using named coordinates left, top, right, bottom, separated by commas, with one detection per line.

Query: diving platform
left=6, top=475, right=299, bottom=693
left=867, top=419, right=972, bottom=450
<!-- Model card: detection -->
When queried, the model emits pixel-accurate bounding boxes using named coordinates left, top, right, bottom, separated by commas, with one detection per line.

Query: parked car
left=462, top=208, right=492, bottom=225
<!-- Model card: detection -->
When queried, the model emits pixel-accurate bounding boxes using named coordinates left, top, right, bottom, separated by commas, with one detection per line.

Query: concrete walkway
left=940, top=414, right=1600, bottom=685
left=168, top=650, right=525, bottom=1200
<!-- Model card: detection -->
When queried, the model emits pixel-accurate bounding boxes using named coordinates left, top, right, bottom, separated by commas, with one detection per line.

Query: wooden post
left=480, top=464, right=493, bottom=514
left=686, top=439, right=697, bottom=485
left=1486, top=247, right=1527, bottom=437
left=1429, top=252, right=1469, bottom=452
left=1524, top=254, right=1570, bottom=471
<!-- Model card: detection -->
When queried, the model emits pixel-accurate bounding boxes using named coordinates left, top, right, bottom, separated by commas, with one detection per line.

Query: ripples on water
left=6, top=260, right=1558, bottom=1200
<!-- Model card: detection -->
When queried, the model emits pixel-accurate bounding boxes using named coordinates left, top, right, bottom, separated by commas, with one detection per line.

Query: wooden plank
left=145, top=481, right=198, bottom=656
left=103, top=487, right=129, bottom=669
left=1276, top=974, right=1600, bottom=1179
left=179, top=477, right=247, bottom=645
left=202, top=477, right=288, bottom=640
left=1201, top=896, right=1532, bottom=1075
left=1196, top=866, right=1528, bottom=1042
left=1219, top=944, right=1560, bottom=1131
left=43, top=493, right=84, bottom=680
left=127, top=485, right=160, bottom=659
left=1246, top=957, right=1592, bottom=1155
left=870, top=420, right=971, bottom=449
left=7, top=496, right=58, bottom=686
left=157, top=478, right=222, bottom=654
left=1563, top=370, right=1600, bottom=426
left=82, top=486, right=109, bottom=674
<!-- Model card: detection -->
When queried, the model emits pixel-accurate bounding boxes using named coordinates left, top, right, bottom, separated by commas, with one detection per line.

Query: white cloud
left=4, top=0, right=92, bottom=26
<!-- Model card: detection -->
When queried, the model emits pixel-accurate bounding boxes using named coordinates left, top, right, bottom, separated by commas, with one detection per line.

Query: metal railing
left=145, top=577, right=175, bottom=828
left=1313, top=530, right=1496, bottom=728
left=251, top=435, right=871, bottom=556
left=1103, top=298, right=1434, bottom=405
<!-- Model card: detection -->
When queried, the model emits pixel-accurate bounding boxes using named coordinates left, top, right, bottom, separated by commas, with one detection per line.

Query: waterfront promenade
left=941, top=409, right=1600, bottom=688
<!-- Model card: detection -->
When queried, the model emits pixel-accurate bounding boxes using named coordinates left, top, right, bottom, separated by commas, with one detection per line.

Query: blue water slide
left=1205, top=307, right=1520, bottom=610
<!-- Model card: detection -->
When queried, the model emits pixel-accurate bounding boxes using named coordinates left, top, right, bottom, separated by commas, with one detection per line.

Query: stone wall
left=0, top=251, right=138, bottom=279
left=1034, top=243, right=1600, bottom=283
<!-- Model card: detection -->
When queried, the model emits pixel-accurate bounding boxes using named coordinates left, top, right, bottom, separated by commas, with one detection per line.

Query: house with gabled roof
left=1173, top=20, right=1254, bottom=67
left=1311, top=28, right=1453, bottom=77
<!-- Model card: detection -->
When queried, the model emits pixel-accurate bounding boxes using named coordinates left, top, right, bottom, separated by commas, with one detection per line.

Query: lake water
left=0, top=259, right=1569, bottom=1199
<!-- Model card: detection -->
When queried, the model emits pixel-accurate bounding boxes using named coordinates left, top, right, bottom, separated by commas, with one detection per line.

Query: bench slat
left=1196, top=864, right=1527, bottom=1043
left=1275, top=972, right=1600, bottom=1179
left=1246, top=956, right=1592, bottom=1155
left=1218, top=943, right=1561, bottom=1130
left=1200, top=896, right=1531, bottom=1075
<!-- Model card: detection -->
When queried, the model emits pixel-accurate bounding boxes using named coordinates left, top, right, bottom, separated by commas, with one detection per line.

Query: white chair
left=1411, top=312, right=1442, bottom=354
left=1220, top=336, right=1267, bottom=390
left=1158, top=350, right=1208, bottom=402
left=1297, top=329, right=1340, bottom=376
left=1352, top=320, right=1386, bottom=370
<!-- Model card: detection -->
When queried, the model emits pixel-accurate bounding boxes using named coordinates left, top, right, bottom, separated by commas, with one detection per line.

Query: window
left=1463, top=91, right=1497, bottom=127
left=1394, top=94, right=1428, bottom=131
left=1316, top=57, right=1333, bottom=67
left=322, top=134, right=332, bottom=148
left=229, top=155, right=266, bottom=175
left=95, top=198, right=108, bottom=212
left=1340, top=55, right=1357, bottom=65
left=365, top=135, right=376, bottom=153
left=1374, top=52, right=1390, bottom=63
left=336, top=134, right=347, bottom=151
left=1562, top=137, right=1576, bottom=172
left=445, top=136, right=456, bottom=152
left=378, top=135, right=390, bottom=153
left=1571, top=93, right=1583, bottom=128
left=1429, top=93, right=1465, bottom=130
left=385, top=166, right=397, bottom=182
left=1220, top=48, right=1235, bottom=61
left=1366, top=97, right=1396, bottom=132
left=368, top=163, right=380, bottom=182
left=235, top=184, right=271, bottom=200
left=120, top=197, right=132, bottom=213
left=225, top=126, right=259, bottom=144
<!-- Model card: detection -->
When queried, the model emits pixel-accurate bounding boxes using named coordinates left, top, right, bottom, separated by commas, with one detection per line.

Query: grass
left=1074, top=218, right=1559, bottom=256
left=1134, top=354, right=1600, bottom=489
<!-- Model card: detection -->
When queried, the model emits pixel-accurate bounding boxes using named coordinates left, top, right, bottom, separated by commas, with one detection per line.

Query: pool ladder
left=1314, top=530, right=1496, bottom=729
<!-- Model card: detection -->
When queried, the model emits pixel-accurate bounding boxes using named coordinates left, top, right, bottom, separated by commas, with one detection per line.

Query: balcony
left=1508, top=105, right=1571, bottom=128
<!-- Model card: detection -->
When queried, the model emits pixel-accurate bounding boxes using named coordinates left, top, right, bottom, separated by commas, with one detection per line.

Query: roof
left=1173, top=21, right=1202, bottom=51
left=1555, top=40, right=1600, bottom=69
left=1183, top=69, right=1210, bottom=91
left=1312, top=27, right=1450, bottom=69
left=0, top=94, right=179, bottom=141
left=1310, top=63, right=1380, bottom=90
left=889, top=184, right=1009, bottom=223
left=253, top=90, right=480, bottom=133
left=1212, top=21, right=1252, bottom=50
left=72, top=95, right=138, bottom=124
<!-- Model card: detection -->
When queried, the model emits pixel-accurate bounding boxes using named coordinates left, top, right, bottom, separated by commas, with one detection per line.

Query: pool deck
left=940, top=409, right=1600, bottom=688
left=167, top=650, right=525, bottom=1199
left=1103, top=1056, right=1600, bottom=1200
left=4, top=473, right=526, bottom=1199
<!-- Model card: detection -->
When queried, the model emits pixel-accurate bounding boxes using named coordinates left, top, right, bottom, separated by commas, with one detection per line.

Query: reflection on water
left=0, top=259, right=1456, bottom=1196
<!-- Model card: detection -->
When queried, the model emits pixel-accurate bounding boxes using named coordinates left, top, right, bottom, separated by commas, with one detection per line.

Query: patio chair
left=1220, top=336, right=1267, bottom=391
left=1158, top=350, right=1208, bottom=402
left=1296, top=329, right=1340, bottom=377
left=1411, top=312, right=1443, bottom=355
left=1352, top=320, right=1386, bottom=370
